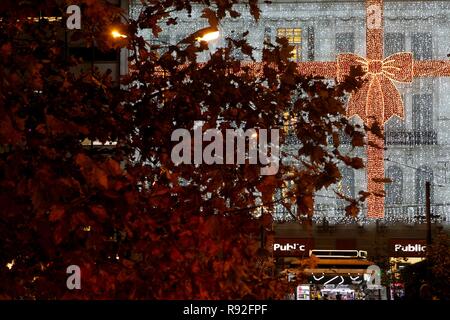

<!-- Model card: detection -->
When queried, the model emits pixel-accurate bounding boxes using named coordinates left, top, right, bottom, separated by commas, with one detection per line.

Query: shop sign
left=273, top=238, right=314, bottom=257
left=389, top=239, right=427, bottom=257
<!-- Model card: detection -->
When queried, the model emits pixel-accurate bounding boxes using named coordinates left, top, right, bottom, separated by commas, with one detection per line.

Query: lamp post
left=110, top=28, right=128, bottom=87
left=425, top=181, right=432, bottom=245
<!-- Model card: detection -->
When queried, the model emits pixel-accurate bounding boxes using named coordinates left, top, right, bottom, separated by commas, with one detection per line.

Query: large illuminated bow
left=337, top=52, right=413, bottom=124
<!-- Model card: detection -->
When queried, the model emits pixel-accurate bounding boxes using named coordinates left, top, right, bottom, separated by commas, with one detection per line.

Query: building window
left=147, top=34, right=170, bottom=57
left=385, top=115, right=405, bottom=132
left=412, top=94, right=433, bottom=131
left=229, top=30, right=244, bottom=60
left=384, top=33, right=405, bottom=57
left=264, top=27, right=272, bottom=43
left=385, top=166, right=403, bottom=205
left=335, top=32, right=355, bottom=53
left=277, top=28, right=302, bottom=62
left=148, top=34, right=169, bottom=45
left=336, top=167, right=355, bottom=208
left=412, top=32, right=432, bottom=60
left=437, top=161, right=449, bottom=185
left=274, top=188, right=285, bottom=220
left=307, top=26, right=315, bottom=61
left=415, top=166, right=434, bottom=205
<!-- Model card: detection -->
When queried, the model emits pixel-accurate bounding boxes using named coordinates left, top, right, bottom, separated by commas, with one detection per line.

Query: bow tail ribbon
left=337, top=52, right=413, bottom=124
left=336, top=53, right=413, bottom=218
left=347, top=75, right=405, bottom=124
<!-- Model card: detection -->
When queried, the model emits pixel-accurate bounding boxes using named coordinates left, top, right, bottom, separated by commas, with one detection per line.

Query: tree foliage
left=0, top=0, right=366, bottom=299
left=426, top=232, right=450, bottom=299
left=400, top=233, right=450, bottom=300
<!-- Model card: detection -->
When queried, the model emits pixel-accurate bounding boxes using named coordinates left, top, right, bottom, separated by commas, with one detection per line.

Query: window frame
left=277, top=27, right=302, bottom=62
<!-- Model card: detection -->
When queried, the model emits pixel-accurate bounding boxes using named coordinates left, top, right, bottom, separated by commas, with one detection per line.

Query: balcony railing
left=273, top=202, right=450, bottom=225
left=384, top=204, right=447, bottom=223
left=385, top=130, right=437, bottom=146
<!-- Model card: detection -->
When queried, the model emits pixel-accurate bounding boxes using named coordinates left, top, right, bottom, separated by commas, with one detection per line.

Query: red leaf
left=201, top=8, right=219, bottom=28
left=345, top=203, right=359, bottom=217
left=170, top=248, right=183, bottom=261
left=49, top=206, right=65, bottom=222
left=229, top=10, right=240, bottom=18
left=91, top=205, right=108, bottom=221
left=351, top=133, right=365, bottom=147
left=0, top=43, right=12, bottom=57
left=166, top=18, right=177, bottom=26
left=95, top=168, right=109, bottom=189
left=105, top=158, right=122, bottom=176
left=249, top=0, right=261, bottom=21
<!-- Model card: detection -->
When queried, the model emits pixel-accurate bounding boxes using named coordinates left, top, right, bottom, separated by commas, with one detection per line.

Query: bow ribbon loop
left=337, top=52, right=413, bottom=124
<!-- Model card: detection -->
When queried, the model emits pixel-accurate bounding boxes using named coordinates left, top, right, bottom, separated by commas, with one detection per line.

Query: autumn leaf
left=259, top=175, right=278, bottom=203
left=349, top=157, right=365, bottom=169
left=201, top=8, right=219, bottom=28
left=339, top=155, right=365, bottom=169
left=332, top=132, right=340, bottom=147
left=170, top=248, right=183, bottom=261
left=0, top=42, right=12, bottom=57
left=249, top=0, right=261, bottom=21
left=46, top=115, right=67, bottom=135
left=369, top=121, right=384, bottom=138
left=351, top=132, right=365, bottom=147
left=91, top=205, right=108, bottom=221
left=296, top=194, right=314, bottom=217
left=151, top=24, right=162, bottom=37
left=345, top=202, right=359, bottom=217
left=241, top=43, right=253, bottom=57
left=166, top=17, right=177, bottom=26
left=0, top=115, right=23, bottom=144
left=54, top=225, right=65, bottom=245
left=229, top=10, right=240, bottom=18
left=368, top=140, right=383, bottom=149
left=49, top=206, right=65, bottom=222
left=358, top=191, right=371, bottom=201
left=94, top=168, right=109, bottom=189
left=105, top=158, right=122, bottom=176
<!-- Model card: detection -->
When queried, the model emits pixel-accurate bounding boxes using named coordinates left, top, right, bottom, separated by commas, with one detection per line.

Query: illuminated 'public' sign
left=273, top=238, right=314, bottom=257
left=390, top=239, right=427, bottom=257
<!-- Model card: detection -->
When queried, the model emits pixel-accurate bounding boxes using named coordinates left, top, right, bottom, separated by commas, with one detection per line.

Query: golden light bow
left=337, top=52, right=413, bottom=123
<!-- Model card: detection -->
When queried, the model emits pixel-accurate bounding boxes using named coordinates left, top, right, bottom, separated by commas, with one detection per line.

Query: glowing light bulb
left=111, top=30, right=127, bottom=39
left=197, top=31, right=219, bottom=42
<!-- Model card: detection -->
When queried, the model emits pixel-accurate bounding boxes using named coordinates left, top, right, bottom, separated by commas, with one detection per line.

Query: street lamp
left=111, top=29, right=127, bottom=39
left=197, top=30, right=219, bottom=42
left=179, top=26, right=220, bottom=44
